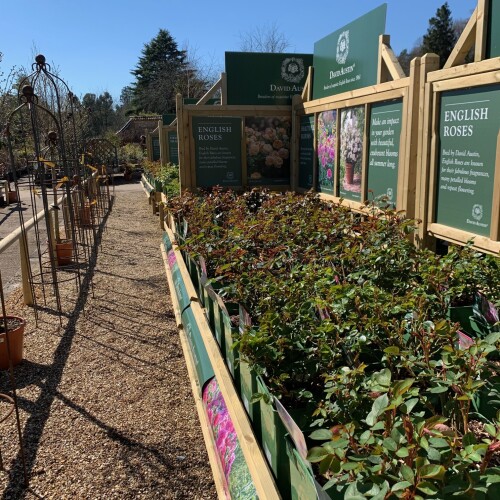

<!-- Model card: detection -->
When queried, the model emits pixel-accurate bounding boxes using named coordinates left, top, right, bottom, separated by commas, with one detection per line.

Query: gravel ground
left=0, top=184, right=217, bottom=499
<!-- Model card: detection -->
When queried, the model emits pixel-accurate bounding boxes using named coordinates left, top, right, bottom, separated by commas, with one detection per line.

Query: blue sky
left=0, top=0, right=476, bottom=104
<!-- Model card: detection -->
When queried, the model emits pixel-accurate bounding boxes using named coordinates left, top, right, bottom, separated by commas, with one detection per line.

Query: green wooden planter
left=285, top=435, right=317, bottom=500
left=256, top=375, right=291, bottom=499
left=221, top=302, right=240, bottom=387
left=239, top=357, right=261, bottom=443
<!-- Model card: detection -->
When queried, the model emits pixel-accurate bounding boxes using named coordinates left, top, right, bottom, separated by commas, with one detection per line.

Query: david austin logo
left=336, top=30, right=350, bottom=65
left=386, top=188, right=394, bottom=201
left=472, top=204, right=483, bottom=221
left=281, top=57, right=304, bottom=83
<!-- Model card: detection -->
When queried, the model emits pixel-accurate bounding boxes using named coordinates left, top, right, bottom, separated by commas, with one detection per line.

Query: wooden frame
left=420, top=68, right=500, bottom=255
left=160, top=228, right=280, bottom=499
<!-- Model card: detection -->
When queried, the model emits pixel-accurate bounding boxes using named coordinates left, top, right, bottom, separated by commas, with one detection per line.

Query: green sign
left=313, top=4, right=387, bottom=100
left=168, top=131, right=178, bottom=164
left=162, top=113, right=176, bottom=125
left=151, top=136, right=160, bottom=161
left=339, top=106, right=365, bottom=202
left=367, top=100, right=403, bottom=207
left=246, top=116, right=291, bottom=186
left=299, top=115, right=315, bottom=189
left=487, top=0, right=500, bottom=58
left=317, top=110, right=336, bottom=194
left=225, top=52, right=313, bottom=105
left=436, top=84, right=500, bottom=237
left=192, top=116, right=242, bottom=187
left=181, top=307, right=215, bottom=390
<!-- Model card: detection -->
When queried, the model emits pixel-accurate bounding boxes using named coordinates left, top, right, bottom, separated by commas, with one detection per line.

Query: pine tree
left=130, top=29, right=187, bottom=114
left=421, top=2, right=457, bottom=68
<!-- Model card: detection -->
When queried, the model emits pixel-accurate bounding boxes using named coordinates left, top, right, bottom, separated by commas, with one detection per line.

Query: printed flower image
left=245, top=116, right=291, bottom=185
left=203, top=378, right=257, bottom=498
left=340, top=106, right=364, bottom=194
left=317, top=110, right=337, bottom=192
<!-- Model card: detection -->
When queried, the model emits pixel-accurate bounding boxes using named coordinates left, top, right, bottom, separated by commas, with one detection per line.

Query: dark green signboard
left=225, top=52, right=313, bottom=105
left=487, top=0, right=500, bottom=58
left=317, top=110, right=336, bottom=194
left=181, top=307, right=215, bottom=390
left=152, top=136, right=160, bottom=161
left=313, top=4, right=387, bottom=100
left=299, top=115, right=315, bottom=189
left=168, top=131, right=179, bottom=164
left=436, top=84, right=500, bottom=237
left=192, top=116, right=242, bottom=187
left=246, top=116, right=291, bottom=186
left=339, top=106, right=365, bottom=202
left=367, top=100, right=403, bottom=207
left=162, top=113, right=176, bottom=125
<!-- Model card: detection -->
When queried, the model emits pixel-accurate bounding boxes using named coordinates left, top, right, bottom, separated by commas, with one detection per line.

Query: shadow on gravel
left=0, top=203, right=113, bottom=499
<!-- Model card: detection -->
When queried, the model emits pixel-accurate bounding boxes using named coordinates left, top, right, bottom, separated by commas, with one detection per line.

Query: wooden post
left=19, top=230, right=33, bottom=306
left=475, top=0, right=489, bottom=62
left=159, top=201, right=165, bottom=230
left=221, top=72, right=227, bottom=105
left=490, top=131, right=500, bottom=241
left=414, top=53, right=440, bottom=249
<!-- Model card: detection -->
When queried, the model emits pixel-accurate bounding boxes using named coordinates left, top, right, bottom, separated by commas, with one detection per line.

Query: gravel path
left=0, top=184, right=217, bottom=499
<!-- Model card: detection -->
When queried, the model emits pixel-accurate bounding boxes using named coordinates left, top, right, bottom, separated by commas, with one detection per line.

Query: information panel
left=192, top=116, right=242, bottom=187
left=367, top=100, right=403, bottom=207
left=168, top=131, right=179, bottom=164
left=225, top=52, right=313, bottom=105
left=152, top=136, right=160, bottom=161
left=436, top=85, right=500, bottom=236
left=313, top=4, right=387, bottom=100
left=339, top=106, right=365, bottom=202
left=317, top=110, right=336, bottom=194
left=298, top=115, right=315, bottom=190
left=246, top=116, right=291, bottom=186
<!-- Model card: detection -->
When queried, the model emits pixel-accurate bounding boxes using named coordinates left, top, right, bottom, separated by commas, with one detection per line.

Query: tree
left=130, top=29, right=187, bottom=114
left=421, top=2, right=457, bottom=67
left=239, top=22, right=290, bottom=53
left=82, top=91, right=117, bottom=138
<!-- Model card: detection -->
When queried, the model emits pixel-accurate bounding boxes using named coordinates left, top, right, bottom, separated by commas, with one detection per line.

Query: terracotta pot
left=56, top=240, right=73, bottom=266
left=77, top=204, right=92, bottom=227
left=0, top=316, right=26, bottom=370
left=8, top=190, right=18, bottom=204
left=345, top=162, right=355, bottom=185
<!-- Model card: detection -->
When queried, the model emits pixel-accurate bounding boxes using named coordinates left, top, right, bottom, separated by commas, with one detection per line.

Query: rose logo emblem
left=472, top=204, right=483, bottom=221
left=336, top=30, right=350, bottom=65
left=281, top=57, right=304, bottom=83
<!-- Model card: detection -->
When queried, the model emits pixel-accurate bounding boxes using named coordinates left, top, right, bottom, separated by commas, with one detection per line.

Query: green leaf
left=383, top=437, right=398, bottom=452
left=401, top=464, right=415, bottom=485
left=485, top=331, right=500, bottom=345
left=396, top=447, right=410, bottom=458
left=384, top=346, right=400, bottom=356
left=307, top=446, right=329, bottom=463
left=417, top=481, right=439, bottom=496
left=392, top=481, right=412, bottom=492
left=428, top=385, right=449, bottom=394
left=320, top=455, right=341, bottom=475
left=344, top=482, right=367, bottom=500
left=427, top=447, right=442, bottom=462
left=373, top=368, right=392, bottom=388
left=401, top=397, right=419, bottom=415
left=419, top=464, right=445, bottom=479
left=323, top=439, right=350, bottom=453
left=366, top=394, right=389, bottom=426
left=309, top=429, right=333, bottom=440
left=392, top=378, right=415, bottom=397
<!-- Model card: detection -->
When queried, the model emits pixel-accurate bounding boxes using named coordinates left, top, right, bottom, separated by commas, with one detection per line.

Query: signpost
left=435, top=84, right=500, bottom=237
left=168, top=131, right=179, bottom=164
left=192, top=116, right=242, bottom=187
left=367, top=100, right=403, bottom=207
left=313, top=4, right=387, bottom=99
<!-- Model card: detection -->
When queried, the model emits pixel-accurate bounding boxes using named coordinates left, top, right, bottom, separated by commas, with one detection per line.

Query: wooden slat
left=221, top=72, right=228, bottom=105
left=196, top=75, right=223, bottom=105
left=428, top=223, right=500, bottom=255
left=427, top=57, right=500, bottom=82
left=490, top=131, right=500, bottom=240
left=475, top=0, right=489, bottom=62
left=433, top=68, right=500, bottom=92
left=360, top=103, right=369, bottom=202
left=303, top=87, right=406, bottom=115
left=443, top=7, right=477, bottom=69
left=381, top=42, right=406, bottom=80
